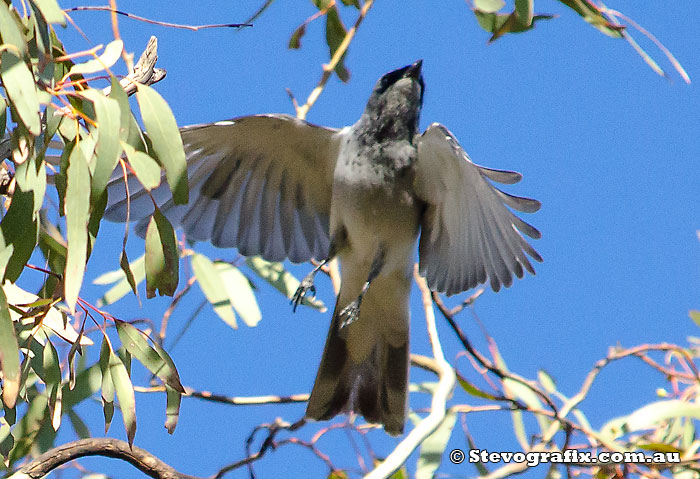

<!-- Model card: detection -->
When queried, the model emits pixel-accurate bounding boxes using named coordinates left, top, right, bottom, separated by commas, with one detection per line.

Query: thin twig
left=296, top=0, right=374, bottom=120
left=66, top=6, right=252, bottom=31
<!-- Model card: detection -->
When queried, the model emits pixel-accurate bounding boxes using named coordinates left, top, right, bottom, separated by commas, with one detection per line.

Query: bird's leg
left=291, top=259, right=329, bottom=312
left=291, top=230, right=346, bottom=312
left=339, top=248, right=385, bottom=329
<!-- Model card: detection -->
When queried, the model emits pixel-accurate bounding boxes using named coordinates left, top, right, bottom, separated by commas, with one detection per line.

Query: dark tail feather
left=305, top=304, right=409, bottom=436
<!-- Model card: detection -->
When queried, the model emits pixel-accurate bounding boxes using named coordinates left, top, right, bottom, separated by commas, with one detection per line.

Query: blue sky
left=42, top=1, right=700, bottom=477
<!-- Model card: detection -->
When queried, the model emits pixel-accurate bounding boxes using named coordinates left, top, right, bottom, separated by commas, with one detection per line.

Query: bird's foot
left=291, top=275, right=316, bottom=312
left=339, top=300, right=361, bottom=329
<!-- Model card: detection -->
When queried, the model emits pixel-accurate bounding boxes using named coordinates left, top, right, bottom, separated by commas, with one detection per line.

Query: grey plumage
left=104, top=60, right=541, bottom=435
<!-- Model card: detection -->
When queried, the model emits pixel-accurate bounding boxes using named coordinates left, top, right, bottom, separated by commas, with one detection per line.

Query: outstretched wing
left=105, top=114, right=343, bottom=263
left=414, top=123, right=542, bottom=294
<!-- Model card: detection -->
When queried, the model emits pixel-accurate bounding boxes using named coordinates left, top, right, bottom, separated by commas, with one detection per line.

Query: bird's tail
left=305, top=272, right=410, bottom=436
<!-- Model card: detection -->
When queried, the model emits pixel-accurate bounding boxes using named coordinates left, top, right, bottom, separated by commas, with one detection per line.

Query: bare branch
left=12, top=438, right=203, bottom=479
left=65, top=6, right=252, bottom=31
left=295, top=0, right=375, bottom=120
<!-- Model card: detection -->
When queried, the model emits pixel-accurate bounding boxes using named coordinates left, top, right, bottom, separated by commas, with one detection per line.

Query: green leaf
left=29, top=0, right=66, bottom=25
left=68, top=39, right=123, bottom=76
left=504, top=377, right=551, bottom=436
left=119, top=249, right=139, bottom=301
left=0, top=3, right=28, bottom=57
left=42, top=340, right=61, bottom=430
left=538, top=369, right=556, bottom=394
left=626, top=400, right=700, bottom=431
left=4, top=282, right=92, bottom=346
left=0, top=416, right=14, bottom=463
left=136, top=84, right=188, bottom=204
left=109, top=348, right=136, bottom=447
left=94, top=253, right=146, bottom=306
left=689, top=310, right=700, bottom=327
left=164, top=385, right=181, bottom=434
left=110, top=77, right=146, bottom=150
left=288, top=23, right=306, bottom=49
left=246, top=256, right=326, bottom=311
left=457, top=376, right=497, bottom=400
left=556, top=0, right=624, bottom=38
left=214, top=261, right=262, bottom=327
left=122, top=142, right=161, bottom=191
left=64, top=142, right=91, bottom=313
left=145, top=208, right=179, bottom=298
left=80, top=89, right=122, bottom=201
left=191, top=253, right=237, bottom=329
left=0, top=288, right=20, bottom=409
left=99, top=338, right=114, bottom=434
left=67, top=410, right=91, bottom=439
left=473, top=0, right=505, bottom=13
left=415, top=410, right=457, bottom=479
left=515, top=0, right=533, bottom=25
left=474, top=10, right=554, bottom=41
left=0, top=50, right=40, bottom=135
left=115, top=320, right=184, bottom=392
left=324, top=7, right=350, bottom=82
left=0, top=173, right=39, bottom=283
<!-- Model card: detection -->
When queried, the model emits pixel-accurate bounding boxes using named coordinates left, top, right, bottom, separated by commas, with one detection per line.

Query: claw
left=339, top=300, right=361, bottom=329
left=291, top=276, right=316, bottom=312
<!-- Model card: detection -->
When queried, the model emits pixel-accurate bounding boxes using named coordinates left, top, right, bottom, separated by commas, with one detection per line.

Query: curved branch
left=12, top=438, right=203, bottom=479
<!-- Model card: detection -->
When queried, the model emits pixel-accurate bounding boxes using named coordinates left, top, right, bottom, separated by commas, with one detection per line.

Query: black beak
left=404, top=60, right=423, bottom=80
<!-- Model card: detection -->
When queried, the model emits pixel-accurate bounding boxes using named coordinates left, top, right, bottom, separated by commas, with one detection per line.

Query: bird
left=105, top=60, right=542, bottom=436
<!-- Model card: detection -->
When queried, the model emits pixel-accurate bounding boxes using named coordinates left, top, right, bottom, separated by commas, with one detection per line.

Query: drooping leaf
left=42, top=340, right=61, bottom=431
left=110, top=77, right=146, bottom=150
left=64, top=142, right=91, bottom=313
left=0, top=3, right=28, bottom=57
left=29, top=0, right=66, bottom=25
left=79, top=89, right=122, bottom=200
left=514, top=0, right=533, bottom=25
left=415, top=410, right=457, bottom=479
left=67, top=410, right=91, bottom=439
left=214, top=262, right=262, bottom=327
left=0, top=51, right=40, bottom=134
left=0, top=288, right=20, bottom=409
left=556, top=0, right=624, bottom=38
left=288, top=23, right=307, bottom=49
left=164, top=385, right=181, bottom=434
left=3, top=282, right=92, bottom=346
left=324, top=6, right=350, bottom=82
left=99, top=338, right=114, bottom=434
left=245, top=256, right=326, bottom=311
left=136, top=84, right=188, bottom=204
left=67, top=39, right=123, bottom=76
left=109, top=348, right=136, bottom=446
left=115, top=320, right=184, bottom=392
left=475, top=10, right=554, bottom=42
left=122, top=142, right=161, bottom=191
left=145, top=208, right=179, bottom=298
left=94, top=253, right=146, bottom=306
left=538, top=369, right=557, bottom=394
left=457, top=376, right=497, bottom=400
left=191, top=253, right=237, bottom=329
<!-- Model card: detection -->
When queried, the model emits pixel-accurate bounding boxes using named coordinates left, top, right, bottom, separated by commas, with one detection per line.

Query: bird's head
left=360, top=60, right=424, bottom=141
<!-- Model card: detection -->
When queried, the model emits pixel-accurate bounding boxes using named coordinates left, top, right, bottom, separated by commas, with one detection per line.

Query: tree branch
left=11, top=438, right=203, bottom=479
